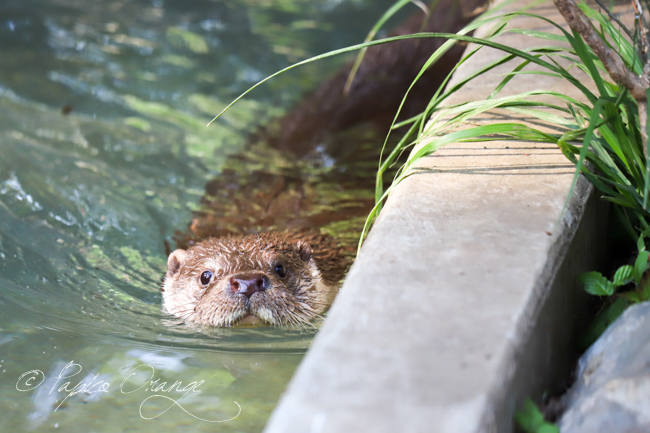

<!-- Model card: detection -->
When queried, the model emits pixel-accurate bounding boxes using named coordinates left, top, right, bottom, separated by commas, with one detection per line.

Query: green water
left=0, top=0, right=399, bottom=431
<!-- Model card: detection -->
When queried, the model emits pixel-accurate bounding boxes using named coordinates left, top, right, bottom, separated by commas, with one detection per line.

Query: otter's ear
left=166, top=249, right=187, bottom=278
left=295, top=241, right=312, bottom=262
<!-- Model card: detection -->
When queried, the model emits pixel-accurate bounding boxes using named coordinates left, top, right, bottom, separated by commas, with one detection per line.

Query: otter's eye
left=200, top=270, right=213, bottom=286
left=274, top=264, right=286, bottom=278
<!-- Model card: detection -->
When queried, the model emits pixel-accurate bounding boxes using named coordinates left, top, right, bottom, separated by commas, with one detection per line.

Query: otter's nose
left=230, top=273, right=267, bottom=298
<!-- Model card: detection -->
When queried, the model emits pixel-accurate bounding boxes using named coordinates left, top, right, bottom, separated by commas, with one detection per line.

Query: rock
left=559, top=301, right=650, bottom=433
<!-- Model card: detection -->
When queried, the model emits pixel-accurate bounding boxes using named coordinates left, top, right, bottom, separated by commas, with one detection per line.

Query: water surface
left=0, top=0, right=399, bottom=431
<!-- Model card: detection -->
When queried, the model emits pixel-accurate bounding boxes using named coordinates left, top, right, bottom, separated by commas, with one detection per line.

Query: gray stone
left=559, top=301, right=650, bottom=433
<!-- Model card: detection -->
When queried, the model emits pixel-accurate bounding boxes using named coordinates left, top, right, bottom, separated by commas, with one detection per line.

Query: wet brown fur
left=162, top=232, right=349, bottom=327
left=172, top=0, right=488, bottom=252
left=164, top=0, right=489, bottom=327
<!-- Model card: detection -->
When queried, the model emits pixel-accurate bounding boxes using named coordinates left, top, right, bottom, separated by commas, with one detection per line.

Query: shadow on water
left=0, top=0, right=482, bottom=431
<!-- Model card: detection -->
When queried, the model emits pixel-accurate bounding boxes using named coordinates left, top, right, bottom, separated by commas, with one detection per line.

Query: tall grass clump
left=366, top=0, right=650, bottom=248
left=360, top=0, right=650, bottom=350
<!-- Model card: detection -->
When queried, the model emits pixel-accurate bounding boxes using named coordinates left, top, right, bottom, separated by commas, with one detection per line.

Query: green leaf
left=637, top=227, right=650, bottom=253
left=488, top=58, right=534, bottom=99
left=562, top=99, right=606, bottom=217
left=633, top=251, right=649, bottom=284
left=515, top=398, right=559, bottom=433
left=619, top=291, right=642, bottom=303
left=538, top=425, right=561, bottom=433
left=641, top=88, right=650, bottom=210
left=515, top=399, right=545, bottom=432
left=639, top=277, right=650, bottom=302
left=208, top=23, right=597, bottom=127
left=344, top=0, right=413, bottom=94
left=557, top=140, right=578, bottom=163
left=612, top=265, right=634, bottom=287
left=579, top=271, right=615, bottom=296
left=510, top=28, right=568, bottom=42
left=579, top=297, right=631, bottom=350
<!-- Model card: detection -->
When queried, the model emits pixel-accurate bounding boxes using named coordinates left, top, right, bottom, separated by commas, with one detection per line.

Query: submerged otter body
left=162, top=232, right=349, bottom=327
left=164, top=0, right=489, bottom=327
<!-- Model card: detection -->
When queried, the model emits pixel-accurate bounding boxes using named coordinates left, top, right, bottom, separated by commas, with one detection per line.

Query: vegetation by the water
left=516, top=398, right=560, bottom=433
left=209, top=0, right=650, bottom=429
left=365, top=0, right=650, bottom=247
left=357, top=0, right=650, bottom=345
left=367, top=1, right=648, bottom=427
left=210, top=0, right=650, bottom=255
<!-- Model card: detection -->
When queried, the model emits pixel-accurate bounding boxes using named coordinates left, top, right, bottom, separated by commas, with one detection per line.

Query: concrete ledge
left=264, top=1, right=611, bottom=432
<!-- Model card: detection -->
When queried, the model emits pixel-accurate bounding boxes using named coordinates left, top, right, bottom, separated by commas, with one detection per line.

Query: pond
left=0, top=0, right=403, bottom=431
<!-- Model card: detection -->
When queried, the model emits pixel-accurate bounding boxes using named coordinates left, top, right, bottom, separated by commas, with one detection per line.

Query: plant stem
left=554, top=0, right=650, bottom=156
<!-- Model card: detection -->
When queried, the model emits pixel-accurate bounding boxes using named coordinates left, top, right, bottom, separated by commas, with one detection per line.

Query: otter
left=162, top=232, right=349, bottom=327
left=164, top=0, right=489, bottom=327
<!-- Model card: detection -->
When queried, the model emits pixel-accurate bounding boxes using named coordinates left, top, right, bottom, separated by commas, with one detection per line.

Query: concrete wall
left=264, top=1, right=613, bottom=432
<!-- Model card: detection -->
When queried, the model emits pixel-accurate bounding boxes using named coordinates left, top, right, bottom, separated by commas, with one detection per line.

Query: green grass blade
left=488, top=58, right=534, bottom=99
left=561, top=99, right=606, bottom=211
left=645, top=88, right=650, bottom=209
left=344, top=0, right=417, bottom=94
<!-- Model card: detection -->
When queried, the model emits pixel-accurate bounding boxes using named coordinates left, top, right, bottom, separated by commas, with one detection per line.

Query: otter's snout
left=230, top=273, right=268, bottom=298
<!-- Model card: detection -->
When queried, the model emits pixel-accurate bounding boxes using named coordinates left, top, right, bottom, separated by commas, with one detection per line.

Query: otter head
left=161, top=233, right=334, bottom=327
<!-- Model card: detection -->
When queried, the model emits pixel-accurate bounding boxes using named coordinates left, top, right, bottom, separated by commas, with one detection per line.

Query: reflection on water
left=0, top=0, right=400, bottom=431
